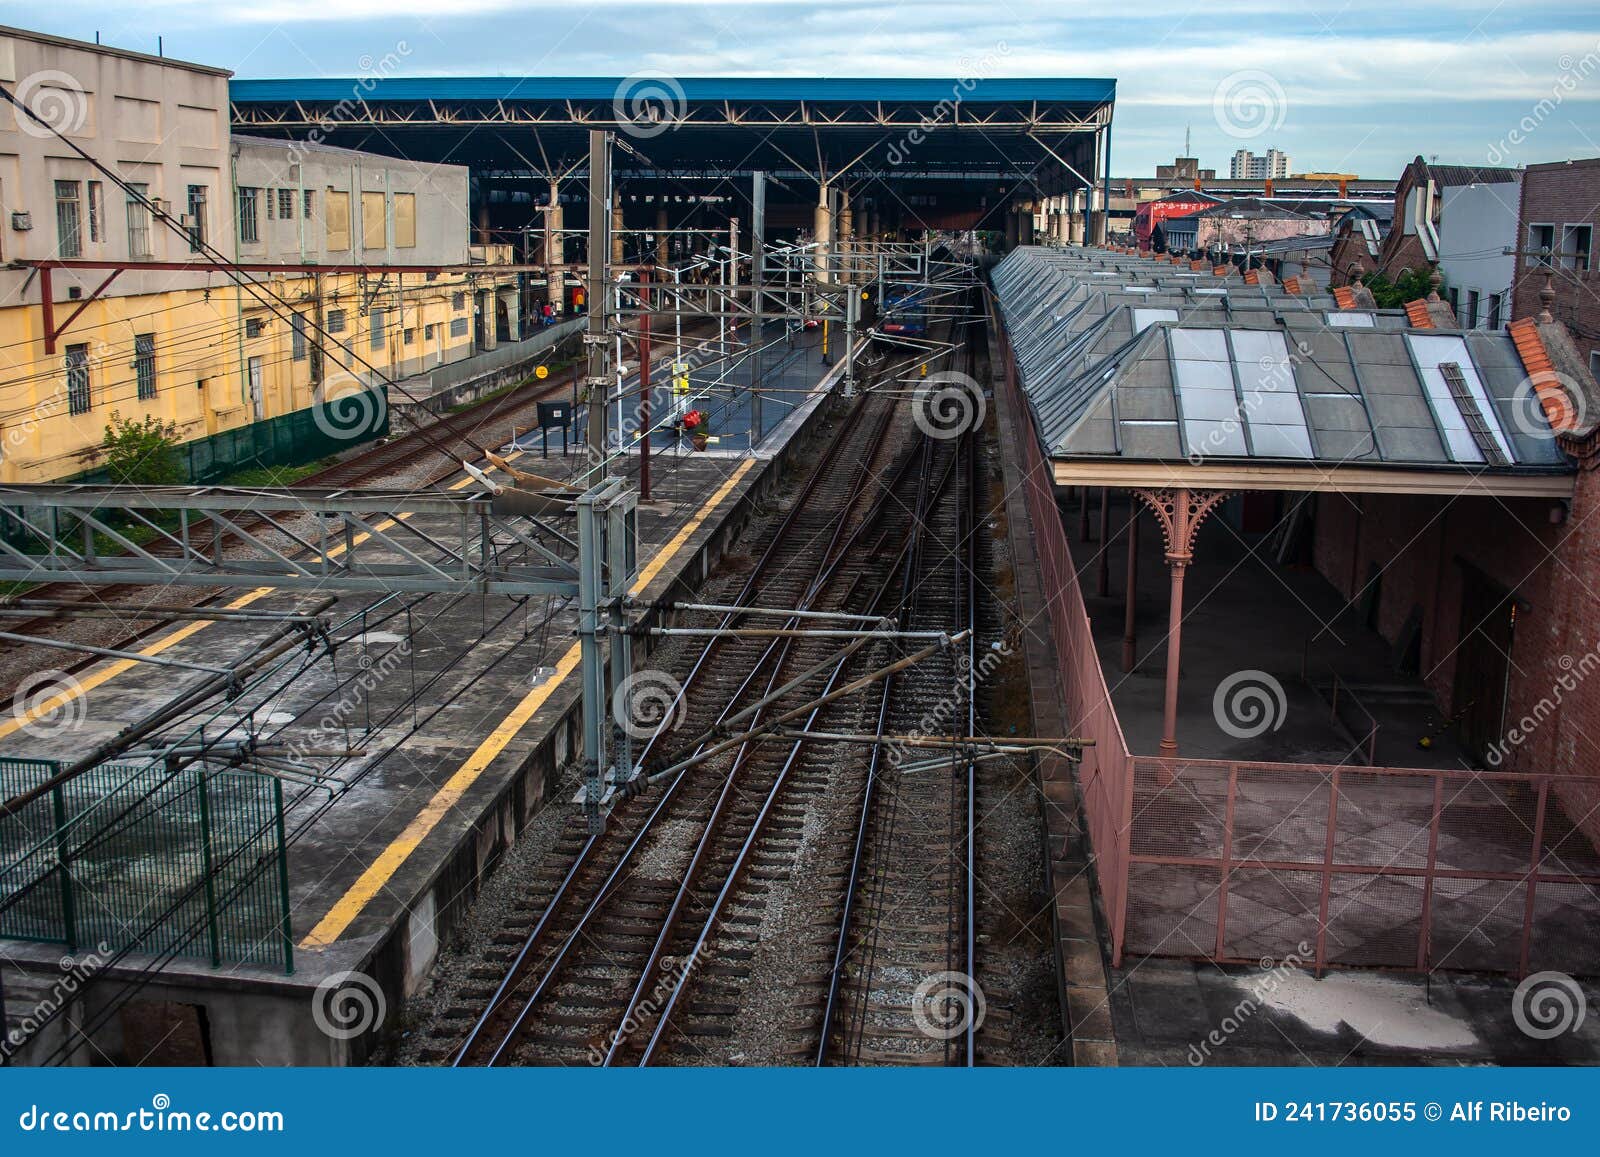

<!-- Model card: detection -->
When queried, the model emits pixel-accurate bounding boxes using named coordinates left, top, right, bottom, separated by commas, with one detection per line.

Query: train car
left=879, top=287, right=928, bottom=339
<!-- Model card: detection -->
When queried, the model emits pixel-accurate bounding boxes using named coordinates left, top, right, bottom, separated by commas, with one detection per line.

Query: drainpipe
left=231, top=148, right=249, bottom=418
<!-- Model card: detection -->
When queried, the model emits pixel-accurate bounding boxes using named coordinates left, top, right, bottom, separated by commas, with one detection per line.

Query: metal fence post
left=1416, top=776, right=1444, bottom=970
left=50, top=780, right=77, bottom=955
left=1215, top=764, right=1239, bottom=959
left=1518, top=778, right=1550, bottom=978
left=274, top=778, right=294, bottom=976
left=195, top=766, right=222, bottom=968
left=1314, top=768, right=1341, bottom=976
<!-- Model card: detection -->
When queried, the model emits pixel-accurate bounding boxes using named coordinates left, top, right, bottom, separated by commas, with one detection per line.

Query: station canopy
left=229, top=76, right=1117, bottom=214
left=992, top=247, right=1575, bottom=497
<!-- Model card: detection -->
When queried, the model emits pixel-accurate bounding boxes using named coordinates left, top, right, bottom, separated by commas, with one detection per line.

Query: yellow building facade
left=0, top=28, right=517, bottom=485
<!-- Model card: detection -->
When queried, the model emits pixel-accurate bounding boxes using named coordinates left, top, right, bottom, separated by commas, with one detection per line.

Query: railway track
left=0, top=325, right=704, bottom=685
left=411, top=301, right=1047, bottom=1068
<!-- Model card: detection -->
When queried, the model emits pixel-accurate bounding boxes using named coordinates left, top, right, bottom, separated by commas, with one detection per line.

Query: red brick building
left=1512, top=157, right=1600, bottom=384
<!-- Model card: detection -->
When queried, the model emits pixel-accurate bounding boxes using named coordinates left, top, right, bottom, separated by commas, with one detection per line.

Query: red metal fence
left=990, top=291, right=1600, bottom=977
left=991, top=294, right=1135, bottom=961
left=1125, top=758, right=1600, bottom=976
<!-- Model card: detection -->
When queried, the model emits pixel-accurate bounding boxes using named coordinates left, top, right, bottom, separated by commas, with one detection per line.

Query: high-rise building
left=1230, top=148, right=1292, bottom=180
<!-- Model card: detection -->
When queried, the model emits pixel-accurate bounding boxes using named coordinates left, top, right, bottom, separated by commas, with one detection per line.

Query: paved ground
left=1067, top=489, right=1472, bottom=768
left=1109, top=957, right=1600, bottom=1066
left=1052, top=489, right=1600, bottom=1065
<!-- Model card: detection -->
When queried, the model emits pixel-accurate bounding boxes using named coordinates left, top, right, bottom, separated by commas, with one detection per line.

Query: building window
left=1563, top=224, right=1592, bottom=272
left=1591, top=350, right=1600, bottom=386
left=245, top=317, right=266, bottom=338
left=403, top=327, right=415, bottom=345
left=55, top=180, right=82, bottom=258
left=126, top=182, right=152, bottom=258
left=452, top=292, right=466, bottom=310
left=1488, top=292, right=1503, bottom=329
left=292, top=312, right=308, bottom=360
left=134, top=333, right=156, bottom=400
left=186, top=184, right=208, bottom=252
left=369, top=308, right=385, bottom=351
left=87, top=181, right=102, bottom=243
left=361, top=191, right=386, bottom=249
left=450, top=316, right=469, bottom=338
left=424, top=323, right=436, bottom=340
left=325, top=190, right=351, bottom=250
left=327, top=308, right=347, bottom=334
left=303, top=189, right=315, bottom=219
left=1464, top=289, right=1480, bottom=329
left=1527, top=223, right=1555, bottom=267
left=394, top=192, right=416, bottom=248
left=278, top=188, right=295, bottom=220
left=237, top=186, right=261, bottom=244
left=65, top=343, right=91, bottom=414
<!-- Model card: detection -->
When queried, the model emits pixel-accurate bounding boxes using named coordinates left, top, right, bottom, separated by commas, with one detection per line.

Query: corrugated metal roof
left=230, top=76, right=1118, bottom=106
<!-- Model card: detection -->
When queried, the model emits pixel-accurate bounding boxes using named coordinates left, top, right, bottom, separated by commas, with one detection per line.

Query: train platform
left=0, top=354, right=850, bottom=1066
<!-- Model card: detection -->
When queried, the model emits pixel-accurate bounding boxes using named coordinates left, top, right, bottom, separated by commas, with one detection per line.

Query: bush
left=1361, top=267, right=1438, bottom=309
left=102, top=412, right=184, bottom=486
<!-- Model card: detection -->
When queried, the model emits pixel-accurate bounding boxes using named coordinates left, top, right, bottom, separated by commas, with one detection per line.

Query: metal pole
left=1159, top=556, right=1187, bottom=758
left=639, top=267, right=651, bottom=502
left=1122, top=499, right=1140, bottom=672
left=585, top=130, right=612, bottom=473
left=577, top=486, right=606, bottom=832
left=750, top=172, right=766, bottom=446
left=1096, top=487, right=1111, bottom=597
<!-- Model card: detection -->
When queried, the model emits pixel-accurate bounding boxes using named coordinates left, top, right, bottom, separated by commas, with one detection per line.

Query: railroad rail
left=0, top=325, right=705, bottom=683
left=416, top=300, right=1043, bottom=1067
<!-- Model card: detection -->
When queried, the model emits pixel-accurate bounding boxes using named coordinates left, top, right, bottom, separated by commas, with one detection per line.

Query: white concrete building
left=1436, top=175, right=1521, bottom=330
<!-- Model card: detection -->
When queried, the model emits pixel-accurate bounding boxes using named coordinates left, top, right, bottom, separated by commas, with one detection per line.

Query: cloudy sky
left=8, top=0, right=1600, bottom=176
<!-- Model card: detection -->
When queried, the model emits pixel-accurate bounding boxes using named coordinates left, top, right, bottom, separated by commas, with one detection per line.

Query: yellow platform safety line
left=299, top=457, right=754, bottom=949
left=0, top=586, right=278, bottom=744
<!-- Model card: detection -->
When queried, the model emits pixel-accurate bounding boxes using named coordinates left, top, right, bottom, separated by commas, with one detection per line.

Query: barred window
left=125, top=182, right=152, bottom=258
left=292, top=312, right=308, bottom=360
left=134, top=334, right=157, bottom=400
left=327, top=309, right=347, bottom=334
left=237, top=186, right=261, bottom=244
left=186, top=184, right=208, bottom=252
left=65, top=343, right=91, bottom=414
left=450, top=316, right=469, bottom=338
left=55, top=181, right=81, bottom=258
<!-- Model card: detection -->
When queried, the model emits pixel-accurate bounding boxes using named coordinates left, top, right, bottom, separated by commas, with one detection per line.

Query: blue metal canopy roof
left=229, top=76, right=1117, bottom=105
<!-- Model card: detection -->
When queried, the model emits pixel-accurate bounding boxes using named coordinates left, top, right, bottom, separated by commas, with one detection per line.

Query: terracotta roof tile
left=1509, top=317, right=1579, bottom=432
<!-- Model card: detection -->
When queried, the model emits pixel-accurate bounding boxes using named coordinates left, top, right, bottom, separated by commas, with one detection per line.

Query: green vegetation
left=101, top=413, right=184, bottom=487
left=222, top=460, right=334, bottom=488
left=1360, top=267, right=1439, bottom=309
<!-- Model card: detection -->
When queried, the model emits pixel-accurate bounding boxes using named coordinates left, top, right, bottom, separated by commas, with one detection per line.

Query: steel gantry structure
left=229, top=76, right=1118, bottom=251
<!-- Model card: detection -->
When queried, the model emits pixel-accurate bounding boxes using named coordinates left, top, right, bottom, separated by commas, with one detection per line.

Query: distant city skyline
left=5, top=1, right=1600, bottom=178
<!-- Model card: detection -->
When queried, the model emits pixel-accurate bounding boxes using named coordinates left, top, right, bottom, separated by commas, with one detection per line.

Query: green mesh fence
left=70, top=389, right=391, bottom=486
left=0, top=758, right=293, bottom=973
